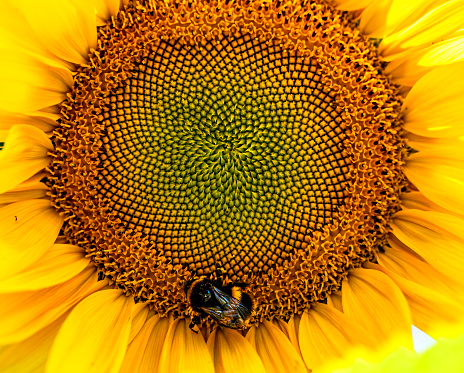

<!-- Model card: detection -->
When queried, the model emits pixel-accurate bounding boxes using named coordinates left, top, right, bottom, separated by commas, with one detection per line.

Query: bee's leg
left=215, top=268, right=224, bottom=277
left=213, top=268, right=226, bottom=286
left=189, top=321, right=199, bottom=334
left=189, top=315, right=202, bottom=334
left=184, top=276, right=195, bottom=293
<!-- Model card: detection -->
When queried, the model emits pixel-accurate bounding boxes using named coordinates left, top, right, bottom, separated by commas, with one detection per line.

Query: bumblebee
left=185, top=271, right=255, bottom=332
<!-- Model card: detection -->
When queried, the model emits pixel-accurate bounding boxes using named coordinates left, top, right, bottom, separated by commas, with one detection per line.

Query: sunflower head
left=2, top=0, right=464, bottom=372
left=44, top=0, right=408, bottom=328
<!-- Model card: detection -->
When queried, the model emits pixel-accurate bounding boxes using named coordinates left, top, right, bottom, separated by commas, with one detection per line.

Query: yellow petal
left=128, top=303, right=149, bottom=343
left=0, top=173, right=48, bottom=204
left=0, top=199, right=63, bottom=280
left=120, top=315, right=172, bottom=373
left=299, top=303, right=377, bottom=372
left=272, top=316, right=302, bottom=357
left=403, top=62, right=464, bottom=138
left=0, top=1, right=71, bottom=68
left=94, top=0, right=121, bottom=25
left=0, top=312, right=68, bottom=373
left=0, top=125, right=53, bottom=194
left=158, top=318, right=214, bottom=373
left=404, top=133, right=464, bottom=152
left=342, top=268, right=413, bottom=350
left=46, top=289, right=133, bottom=373
left=391, top=209, right=464, bottom=288
left=0, top=244, right=89, bottom=293
left=380, top=2, right=464, bottom=59
left=384, top=36, right=464, bottom=87
left=358, top=0, right=393, bottom=37
left=366, top=262, right=464, bottom=340
left=327, top=291, right=344, bottom=312
left=381, top=234, right=464, bottom=302
left=0, top=49, right=72, bottom=112
left=400, top=191, right=464, bottom=219
left=207, top=328, right=266, bottom=373
left=362, top=0, right=447, bottom=39
left=12, top=0, right=97, bottom=65
left=404, top=145, right=464, bottom=215
left=0, top=130, right=7, bottom=143
left=0, top=266, right=105, bottom=344
left=246, top=320, right=307, bottom=373
left=0, top=109, right=57, bottom=133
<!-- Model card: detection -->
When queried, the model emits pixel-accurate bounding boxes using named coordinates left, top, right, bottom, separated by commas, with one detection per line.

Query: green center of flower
left=98, top=34, right=348, bottom=275
left=46, top=0, right=407, bottom=325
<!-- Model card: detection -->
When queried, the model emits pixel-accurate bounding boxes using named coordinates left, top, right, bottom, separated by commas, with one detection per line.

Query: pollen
left=46, top=0, right=407, bottom=325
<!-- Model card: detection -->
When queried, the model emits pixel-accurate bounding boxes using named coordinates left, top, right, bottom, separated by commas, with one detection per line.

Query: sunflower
left=1, top=0, right=464, bottom=372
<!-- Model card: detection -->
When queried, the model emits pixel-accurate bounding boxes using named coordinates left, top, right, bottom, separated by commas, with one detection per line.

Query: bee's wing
left=210, top=285, right=241, bottom=308
left=201, top=306, right=226, bottom=321
left=210, top=286, right=251, bottom=318
left=235, top=302, right=252, bottom=319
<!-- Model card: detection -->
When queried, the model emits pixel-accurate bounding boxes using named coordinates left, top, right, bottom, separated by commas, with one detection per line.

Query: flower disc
left=47, top=0, right=407, bottom=323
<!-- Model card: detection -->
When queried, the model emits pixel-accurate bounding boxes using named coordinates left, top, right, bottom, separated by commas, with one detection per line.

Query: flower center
left=47, top=0, right=407, bottom=324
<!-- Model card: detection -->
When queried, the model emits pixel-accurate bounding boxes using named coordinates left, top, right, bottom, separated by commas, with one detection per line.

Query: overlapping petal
left=46, top=289, right=133, bottom=373
left=0, top=244, right=89, bottom=293
left=273, top=315, right=302, bottom=358
left=334, top=0, right=374, bottom=11
left=0, top=199, right=63, bottom=280
left=0, top=173, right=48, bottom=205
left=207, top=328, right=266, bottom=373
left=0, top=313, right=68, bottom=373
left=0, top=125, right=53, bottom=194
left=246, top=321, right=306, bottom=373
left=404, top=145, right=464, bottom=215
left=9, top=0, right=97, bottom=65
left=0, top=109, right=57, bottom=133
left=299, top=303, right=377, bottom=372
left=381, top=234, right=463, bottom=300
left=158, top=319, right=215, bottom=373
left=128, top=304, right=150, bottom=343
left=0, top=267, right=105, bottom=344
left=367, top=262, right=464, bottom=339
left=120, top=315, right=172, bottom=373
left=384, top=36, right=464, bottom=86
left=402, top=62, right=464, bottom=138
left=94, top=0, right=121, bottom=25
left=391, top=209, right=464, bottom=288
left=0, top=50, right=72, bottom=112
left=379, top=1, right=464, bottom=59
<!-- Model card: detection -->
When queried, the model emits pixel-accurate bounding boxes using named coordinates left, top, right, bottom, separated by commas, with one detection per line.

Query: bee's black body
left=185, top=270, right=255, bottom=332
